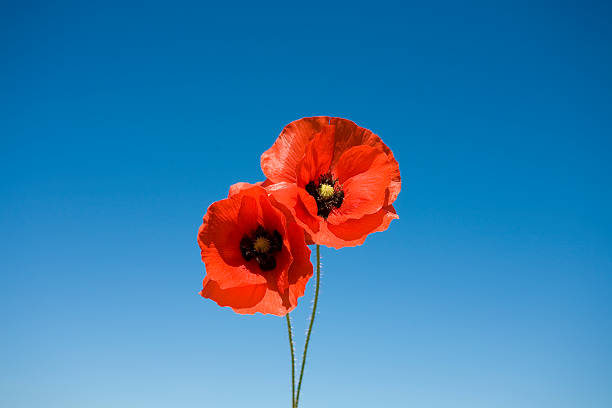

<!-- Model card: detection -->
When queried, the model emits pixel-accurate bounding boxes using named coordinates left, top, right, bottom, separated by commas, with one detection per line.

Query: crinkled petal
left=318, top=205, right=398, bottom=249
left=285, top=222, right=314, bottom=305
left=228, top=181, right=264, bottom=197
left=201, top=277, right=292, bottom=316
left=296, top=125, right=335, bottom=187
left=329, top=118, right=401, bottom=203
left=327, top=145, right=395, bottom=222
left=266, top=182, right=320, bottom=237
left=200, top=277, right=267, bottom=310
left=261, top=117, right=330, bottom=184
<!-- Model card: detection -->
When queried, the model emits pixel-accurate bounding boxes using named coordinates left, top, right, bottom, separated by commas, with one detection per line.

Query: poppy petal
left=328, top=145, right=395, bottom=221
left=329, top=117, right=401, bottom=204
left=286, top=222, right=314, bottom=305
left=261, top=117, right=330, bottom=183
left=198, top=199, right=246, bottom=268
left=200, top=245, right=267, bottom=290
left=201, top=277, right=293, bottom=316
left=228, top=181, right=264, bottom=197
left=266, top=182, right=320, bottom=236
left=296, top=125, right=335, bottom=187
left=319, top=205, right=398, bottom=248
left=237, top=194, right=261, bottom=234
left=198, top=187, right=271, bottom=289
left=200, top=277, right=267, bottom=310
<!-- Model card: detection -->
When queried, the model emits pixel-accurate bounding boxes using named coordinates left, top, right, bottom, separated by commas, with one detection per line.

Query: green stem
left=295, top=244, right=321, bottom=407
left=286, top=314, right=296, bottom=408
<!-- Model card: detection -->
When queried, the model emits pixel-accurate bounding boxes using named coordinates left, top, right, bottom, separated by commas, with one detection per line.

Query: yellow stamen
left=319, top=183, right=335, bottom=199
left=253, top=236, right=271, bottom=253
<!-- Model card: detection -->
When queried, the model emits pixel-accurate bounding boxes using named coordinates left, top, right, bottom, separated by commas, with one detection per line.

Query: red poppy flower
left=261, top=117, right=400, bottom=249
left=198, top=184, right=313, bottom=315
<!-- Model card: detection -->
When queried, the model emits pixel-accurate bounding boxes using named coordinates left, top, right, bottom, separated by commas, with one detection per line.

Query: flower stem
left=295, top=244, right=321, bottom=407
left=285, top=314, right=296, bottom=408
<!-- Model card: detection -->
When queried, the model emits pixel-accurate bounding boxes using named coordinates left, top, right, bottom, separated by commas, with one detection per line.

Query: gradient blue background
left=2, top=1, right=611, bottom=407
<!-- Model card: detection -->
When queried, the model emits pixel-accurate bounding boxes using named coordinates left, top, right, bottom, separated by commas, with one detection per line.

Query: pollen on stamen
left=253, top=236, right=271, bottom=253
left=318, top=183, right=335, bottom=199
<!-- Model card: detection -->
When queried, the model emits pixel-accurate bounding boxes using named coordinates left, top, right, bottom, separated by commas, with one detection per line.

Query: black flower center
left=240, top=225, right=283, bottom=271
left=305, top=172, right=344, bottom=219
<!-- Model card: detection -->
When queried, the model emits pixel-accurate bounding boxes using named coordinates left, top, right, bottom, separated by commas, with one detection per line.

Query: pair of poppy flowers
left=197, top=117, right=401, bottom=315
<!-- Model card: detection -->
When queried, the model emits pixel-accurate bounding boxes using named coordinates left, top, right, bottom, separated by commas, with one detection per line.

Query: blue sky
left=2, top=0, right=611, bottom=407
